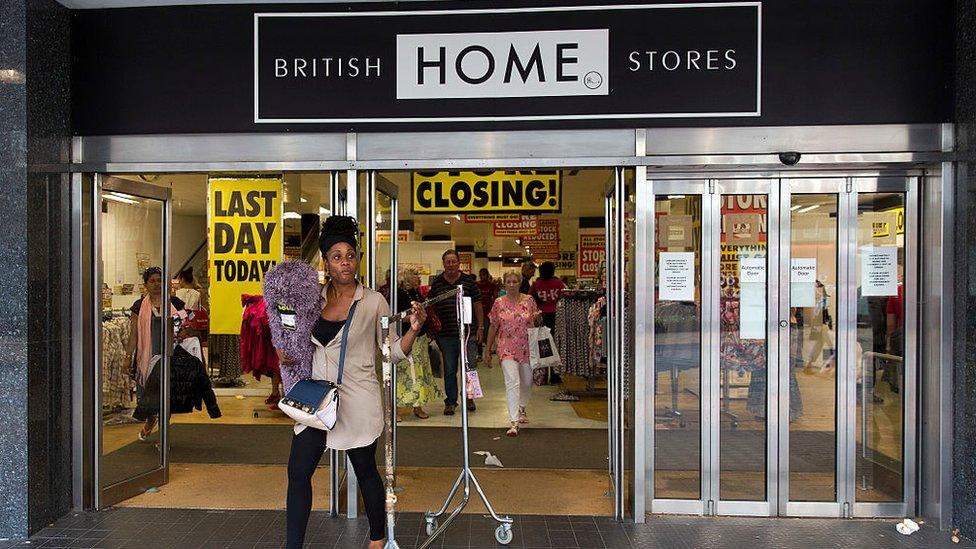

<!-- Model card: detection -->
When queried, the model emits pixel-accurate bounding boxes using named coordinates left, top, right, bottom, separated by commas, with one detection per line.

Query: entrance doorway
left=83, top=167, right=633, bottom=519
left=645, top=175, right=917, bottom=518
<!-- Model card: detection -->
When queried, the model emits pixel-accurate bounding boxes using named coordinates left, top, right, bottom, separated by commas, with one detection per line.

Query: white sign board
left=659, top=251, right=695, bottom=302
left=790, top=258, right=817, bottom=307
left=860, top=246, right=899, bottom=296
left=739, top=257, right=766, bottom=340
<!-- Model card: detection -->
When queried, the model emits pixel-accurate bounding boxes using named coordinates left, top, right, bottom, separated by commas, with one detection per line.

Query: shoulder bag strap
left=336, top=299, right=360, bottom=386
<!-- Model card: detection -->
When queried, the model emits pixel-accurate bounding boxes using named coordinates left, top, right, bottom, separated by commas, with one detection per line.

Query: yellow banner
left=412, top=171, right=560, bottom=213
left=208, top=178, right=283, bottom=334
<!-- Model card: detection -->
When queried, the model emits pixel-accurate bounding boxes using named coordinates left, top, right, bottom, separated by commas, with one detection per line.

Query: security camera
left=779, top=152, right=801, bottom=166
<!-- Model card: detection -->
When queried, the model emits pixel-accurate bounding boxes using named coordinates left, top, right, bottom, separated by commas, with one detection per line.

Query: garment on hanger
left=240, top=294, right=280, bottom=380
left=101, top=314, right=136, bottom=411
left=209, top=334, right=242, bottom=379
left=170, top=345, right=221, bottom=417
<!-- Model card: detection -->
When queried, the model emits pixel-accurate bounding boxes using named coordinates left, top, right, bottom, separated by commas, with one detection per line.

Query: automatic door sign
left=208, top=177, right=283, bottom=334
left=412, top=171, right=560, bottom=214
left=789, top=258, right=817, bottom=307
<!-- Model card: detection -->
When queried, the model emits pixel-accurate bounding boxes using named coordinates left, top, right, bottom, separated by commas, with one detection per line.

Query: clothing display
left=209, top=334, right=242, bottom=379
left=240, top=294, right=280, bottom=380
left=553, top=291, right=603, bottom=378
left=101, top=315, right=136, bottom=411
left=170, top=345, right=222, bottom=417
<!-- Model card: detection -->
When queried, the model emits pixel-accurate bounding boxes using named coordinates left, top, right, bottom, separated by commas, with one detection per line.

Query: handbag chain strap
left=336, top=299, right=359, bottom=386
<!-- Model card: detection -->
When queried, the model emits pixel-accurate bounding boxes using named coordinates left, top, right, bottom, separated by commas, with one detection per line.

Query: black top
left=428, top=272, right=481, bottom=338
left=313, top=317, right=346, bottom=346
left=396, top=287, right=423, bottom=337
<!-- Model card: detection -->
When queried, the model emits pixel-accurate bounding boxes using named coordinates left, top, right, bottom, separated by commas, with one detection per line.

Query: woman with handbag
left=482, top=270, right=541, bottom=437
left=395, top=267, right=443, bottom=421
left=277, top=216, right=426, bottom=549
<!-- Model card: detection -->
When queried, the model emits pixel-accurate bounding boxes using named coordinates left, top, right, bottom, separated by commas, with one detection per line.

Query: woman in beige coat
left=279, top=216, right=425, bottom=549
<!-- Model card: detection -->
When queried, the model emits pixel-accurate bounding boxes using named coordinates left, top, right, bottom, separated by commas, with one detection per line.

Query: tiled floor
left=1, top=507, right=971, bottom=549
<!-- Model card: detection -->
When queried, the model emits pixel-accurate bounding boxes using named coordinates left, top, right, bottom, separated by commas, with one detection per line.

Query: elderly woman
left=483, top=270, right=541, bottom=437
left=277, top=216, right=425, bottom=549
left=395, top=267, right=443, bottom=421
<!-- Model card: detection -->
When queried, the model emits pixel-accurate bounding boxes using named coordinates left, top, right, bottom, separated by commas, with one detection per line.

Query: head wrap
left=319, top=215, right=359, bottom=257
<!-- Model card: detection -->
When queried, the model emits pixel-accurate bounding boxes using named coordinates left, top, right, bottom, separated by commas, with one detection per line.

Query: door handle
left=779, top=320, right=789, bottom=328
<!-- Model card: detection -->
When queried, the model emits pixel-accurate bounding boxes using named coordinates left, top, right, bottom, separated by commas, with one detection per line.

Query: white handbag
left=278, top=301, right=358, bottom=430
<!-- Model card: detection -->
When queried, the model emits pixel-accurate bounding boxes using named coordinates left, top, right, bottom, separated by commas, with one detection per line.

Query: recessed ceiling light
left=443, top=220, right=451, bottom=224
left=284, top=212, right=302, bottom=220
left=798, top=204, right=821, bottom=213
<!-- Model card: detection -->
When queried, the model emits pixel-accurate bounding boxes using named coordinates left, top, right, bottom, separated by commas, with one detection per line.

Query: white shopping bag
left=528, top=326, right=561, bottom=370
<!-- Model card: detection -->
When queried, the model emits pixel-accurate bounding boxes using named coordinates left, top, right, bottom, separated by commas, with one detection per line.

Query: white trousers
left=500, top=359, right=533, bottom=423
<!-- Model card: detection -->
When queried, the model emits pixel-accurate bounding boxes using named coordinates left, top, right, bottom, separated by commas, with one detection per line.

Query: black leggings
left=286, top=429, right=385, bottom=548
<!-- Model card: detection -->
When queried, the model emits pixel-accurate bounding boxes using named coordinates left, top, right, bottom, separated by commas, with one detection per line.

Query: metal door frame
left=605, top=167, right=628, bottom=521
left=93, top=174, right=173, bottom=509
left=645, top=173, right=918, bottom=519
left=711, top=178, right=780, bottom=517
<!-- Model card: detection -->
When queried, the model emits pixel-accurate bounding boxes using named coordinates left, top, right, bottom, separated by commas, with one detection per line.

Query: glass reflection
left=788, top=194, right=838, bottom=502
left=100, top=193, right=166, bottom=488
left=855, top=193, right=906, bottom=502
left=654, top=195, right=702, bottom=499
left=718, top=194, right=768, bottom=502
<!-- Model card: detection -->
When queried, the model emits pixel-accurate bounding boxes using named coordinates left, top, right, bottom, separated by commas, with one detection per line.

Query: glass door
left=711, top=180, right=779, bottom=515
left=848, top=176, right=917, bottom=518
left=779, top=178, right=847, bottom=517
left=647, top=175, right=917, bottom=518
left=95, top=175, right=172, bottom=508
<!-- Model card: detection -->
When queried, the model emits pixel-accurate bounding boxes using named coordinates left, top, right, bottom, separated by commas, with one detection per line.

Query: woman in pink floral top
left=484, top=270, right=541, bottom=437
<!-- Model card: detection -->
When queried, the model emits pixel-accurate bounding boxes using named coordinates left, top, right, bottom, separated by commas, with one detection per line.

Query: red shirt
left=478, top=280, right=499, bottom=314
left=531, top=277, right=566, bottom=314
left=885, top=284, right=904, bottom=328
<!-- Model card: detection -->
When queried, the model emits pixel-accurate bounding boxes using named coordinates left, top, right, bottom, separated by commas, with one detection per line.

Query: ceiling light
left=375, top=213, right=383, bottom=223
left=790, top=204, right=803, bottom=211
left=798, top=204, right=821, bottom=213
left=319, top=207, right=331, bottom=216
left=284, top=212, right=302, bottom=220
left=103, top=194, right=139, bottom=205
left=300, top=197, right=308, bottom=203
left=454, top=214, right=461, bottom=221
left=667, top=195, right=685, bottom=199
left=443, top=220, right=451, bottom=224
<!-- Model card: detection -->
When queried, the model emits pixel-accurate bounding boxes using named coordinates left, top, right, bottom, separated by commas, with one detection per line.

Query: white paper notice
left=659, top=252, right=695, bottom=302
left=861, top=246, right=898, bottom=296
left=790, top=258, right=817, bottom=307
left=739, top=257, right=766, bottom=340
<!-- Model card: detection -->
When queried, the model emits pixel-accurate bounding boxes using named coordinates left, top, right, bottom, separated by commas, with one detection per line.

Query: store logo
left=395, top=29, right=609, bottom=99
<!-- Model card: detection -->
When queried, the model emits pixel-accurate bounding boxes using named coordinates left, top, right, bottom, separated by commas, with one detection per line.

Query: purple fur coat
left=262, top=261, right=322, bottom=394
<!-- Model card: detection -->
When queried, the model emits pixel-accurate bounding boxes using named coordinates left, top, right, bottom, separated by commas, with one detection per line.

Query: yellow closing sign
left=412, top=171, right=560, bottom=213
left=208, top=177, right=283, bottom=334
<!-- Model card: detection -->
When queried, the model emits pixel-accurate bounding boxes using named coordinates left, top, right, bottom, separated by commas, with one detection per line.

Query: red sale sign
left=577, top=228, right=606, bottom=279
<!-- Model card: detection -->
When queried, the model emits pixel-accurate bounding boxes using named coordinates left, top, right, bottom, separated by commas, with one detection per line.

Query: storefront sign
left=413, top=171, right=560, bottom=213
left=253, top=4, right=760, bottom=123
left=555, top=251, right=577, bottom=272
left=493, top=218, right=540, bottom=237
left=523, top=218, right=560, bottom=252
left=458, top=251, right=475, bottom=273
left=577, top=228, right=606, bottom=279
left=377, top=230, right=410, bottom=243
left=659, top=252, right=695, bottom=302
left=860, top=211, right=899, bottom=245
left=860, top=246, right=899, bottom=297
left=463, top=213, right=522, bottom=223
left=725, top=213, right=763, bottom=246
left=659, top=215, right=694, bottom=248
left=208, top=177, right=283, bottom=334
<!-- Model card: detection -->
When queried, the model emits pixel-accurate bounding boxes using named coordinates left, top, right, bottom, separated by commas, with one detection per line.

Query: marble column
left=0, top=0, right=72, bottom=538
left=954, top=0, right=976, bottom=538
